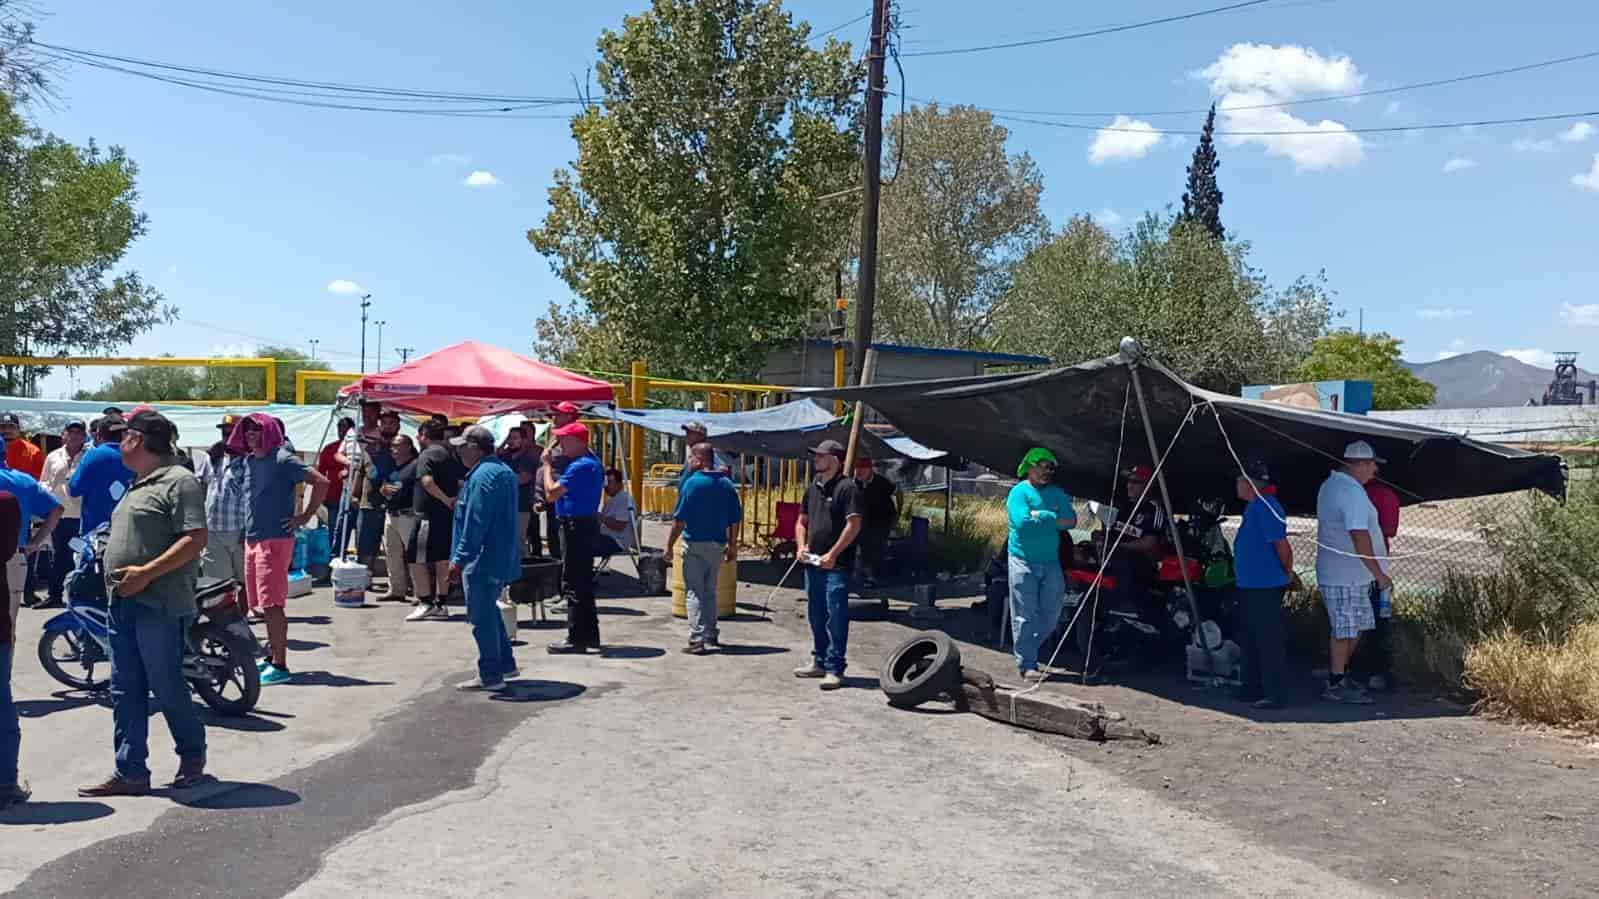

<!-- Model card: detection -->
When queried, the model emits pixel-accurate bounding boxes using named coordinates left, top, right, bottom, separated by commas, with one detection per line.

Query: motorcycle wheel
left=189, top=621, right=261, bottom=716
left=37, top=628, right=110, bottom=692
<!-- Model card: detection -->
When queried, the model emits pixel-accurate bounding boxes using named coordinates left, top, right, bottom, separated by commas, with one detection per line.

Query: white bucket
left=331, top=559, right=370, bottom=608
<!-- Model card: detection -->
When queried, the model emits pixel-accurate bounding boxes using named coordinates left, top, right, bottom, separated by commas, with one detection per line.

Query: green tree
left=1295, top=330, right=1436, bottom=410
left=874, top=103, right=1047, bottom=349
left=1177, top=104, right=1224, bottom=241
left=527, top=0, right=863, bottom=380
left=202, top=345, right=337, bottom=404
left=993, top=213, right=1334, bottom=393
left=0, top=0, right=47, bottom=103
left=0, top=93, right=175, bottom=394
left=73, top=358, right=203, bottom=403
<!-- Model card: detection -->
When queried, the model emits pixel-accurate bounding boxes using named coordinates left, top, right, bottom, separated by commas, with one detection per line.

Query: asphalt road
left=3, top=574, right=1378, bottom=898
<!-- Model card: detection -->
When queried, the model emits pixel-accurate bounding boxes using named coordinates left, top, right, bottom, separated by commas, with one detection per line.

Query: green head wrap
left=1016, top=447, right=1058, bottom=479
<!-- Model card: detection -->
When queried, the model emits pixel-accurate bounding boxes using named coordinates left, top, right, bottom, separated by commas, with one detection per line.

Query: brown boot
left=78, top=774, right=151, bottom=798
left=168, top=757, right=207, bottom=789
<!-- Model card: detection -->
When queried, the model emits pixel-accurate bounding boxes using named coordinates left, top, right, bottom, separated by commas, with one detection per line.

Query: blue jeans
left=1, top=641, right=18, bottom=787
left=109, top=600, right=206, bottom=782
left=805, top=567, right=851, bottom=675
left=464, top=569, right=515, bottom=684
left=1008, top=555, right=1065, bottom=673
left=681, top=541, right=724, bottom=643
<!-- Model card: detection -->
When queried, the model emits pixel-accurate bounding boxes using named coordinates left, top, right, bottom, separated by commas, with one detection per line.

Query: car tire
left=880, top=631, right=962, bottom=709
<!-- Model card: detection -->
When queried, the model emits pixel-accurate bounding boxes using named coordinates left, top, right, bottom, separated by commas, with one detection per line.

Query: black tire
left=189, top=622, right=261, bottom=716
left=37, top=628, right=109, bottom=692
left=880, top=631, right=962, bottom=709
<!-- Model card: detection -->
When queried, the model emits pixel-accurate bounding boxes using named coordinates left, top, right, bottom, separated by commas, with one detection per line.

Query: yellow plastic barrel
left=669, top=543, right=738, bottom=619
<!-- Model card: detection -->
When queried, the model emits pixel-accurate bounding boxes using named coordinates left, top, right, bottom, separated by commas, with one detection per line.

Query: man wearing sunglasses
left=1005, top=447, right=1076, bottom=681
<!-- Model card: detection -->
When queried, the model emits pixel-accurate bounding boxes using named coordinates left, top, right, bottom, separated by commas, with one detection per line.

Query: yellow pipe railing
left=0, top=355, right=279, bottom=403
left=295, top=369, right=363, bottom=405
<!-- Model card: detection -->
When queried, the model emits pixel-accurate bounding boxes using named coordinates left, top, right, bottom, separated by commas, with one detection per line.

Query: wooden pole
left=842, top=348, right=879, bottom=472
left=851, top=0, right=891, bottom=376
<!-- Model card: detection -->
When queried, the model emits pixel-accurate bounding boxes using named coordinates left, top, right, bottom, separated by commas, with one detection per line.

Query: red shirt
left=5, top=439, right=44, bottom=480
left=317, top=440, right=347, bottom=506
left=1365, top=481, right=1400, bottom=542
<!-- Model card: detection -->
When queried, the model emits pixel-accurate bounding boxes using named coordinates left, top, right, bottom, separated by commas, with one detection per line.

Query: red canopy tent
left=338, top=340, right=615, bottom=418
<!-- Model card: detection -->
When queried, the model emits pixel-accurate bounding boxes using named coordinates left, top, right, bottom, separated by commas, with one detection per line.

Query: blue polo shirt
left=555, top=453, right=603, bottom=519
left=0, top=469, right=60, bottom=551
left=1234, top=493, right=1290, bottom=589
left=673, top=470, right=743, bottom=543
left=69, top=443, right=134, bottom=535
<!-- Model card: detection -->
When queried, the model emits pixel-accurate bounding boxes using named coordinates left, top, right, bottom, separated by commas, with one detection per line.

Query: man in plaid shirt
left=201, top=415, right=250, bottom=587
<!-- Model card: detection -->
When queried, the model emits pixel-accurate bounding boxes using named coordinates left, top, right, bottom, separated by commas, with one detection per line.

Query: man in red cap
left=533, top=402, right=583, bottom=560
left=541, top=420, right=604, bottom=653
left=1097, top=464, right=1167, bottom=610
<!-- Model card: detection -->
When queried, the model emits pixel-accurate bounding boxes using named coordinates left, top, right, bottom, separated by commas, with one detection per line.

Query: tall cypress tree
left=1179, top=104, right=1225, bottom=241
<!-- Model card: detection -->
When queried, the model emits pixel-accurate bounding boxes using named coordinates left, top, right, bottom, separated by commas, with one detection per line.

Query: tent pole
left=608, top=407, right=641, bottom=566
left=1126, top=361, right=1210, bottom=666
left=842, top=348, right=879, bottom=471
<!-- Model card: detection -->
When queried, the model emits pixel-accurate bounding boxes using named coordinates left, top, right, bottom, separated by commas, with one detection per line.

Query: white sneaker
left=793, top=662, right=824, bottom=679
left=819, top=673, right=844, bottom=691
left=407, top=603, right=446, bottom=622
left=422, top=604, right=449, bottom=621
left=457, top=678, right=507, bottom=692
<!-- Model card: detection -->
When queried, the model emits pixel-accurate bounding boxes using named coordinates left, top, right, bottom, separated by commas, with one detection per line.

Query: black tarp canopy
left=798, top=351, right=1567, bottom=516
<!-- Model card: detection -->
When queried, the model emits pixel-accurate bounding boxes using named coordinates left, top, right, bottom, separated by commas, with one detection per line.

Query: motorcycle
left=1060, top=499, right=1236, bottom=674
left=36, top=524, right=262, bottom=715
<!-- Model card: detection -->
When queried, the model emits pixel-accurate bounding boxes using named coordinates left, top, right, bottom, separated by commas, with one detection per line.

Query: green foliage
left=0, top=1, right=47, bottom=103
left=993, top=213, right=1334, bottom=392
left=1294, top=330, right=1436, bottom=410
left=0, top=92, right=175, bottom=393
left=874, top=103, right=1047, bottom=349
left=1480, top=472, right=1599, bottom=632
left=527, top=0, right=863, bottom=381
left=74, top=345, right=336, bottom=404
left=1177, top=104, right=1224, bottom=241
left=74, top=358, right=203, bottom=403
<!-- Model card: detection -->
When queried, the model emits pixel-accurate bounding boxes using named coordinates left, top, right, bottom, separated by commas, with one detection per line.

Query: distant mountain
left=1401, top=351, right=1599, bottom=409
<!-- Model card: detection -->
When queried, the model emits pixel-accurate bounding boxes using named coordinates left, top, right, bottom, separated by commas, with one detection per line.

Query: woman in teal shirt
left=1005, top=447, right=1076, bottom=680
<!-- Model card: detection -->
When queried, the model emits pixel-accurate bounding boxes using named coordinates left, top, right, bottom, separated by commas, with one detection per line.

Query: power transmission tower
left=851, top=0, right=891, bottom=378
left=396, top=347, right=414, bottom=364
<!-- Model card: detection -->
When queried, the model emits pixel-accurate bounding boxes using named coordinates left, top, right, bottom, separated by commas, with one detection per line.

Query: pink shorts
left=245, top=537, right=295, bottom=610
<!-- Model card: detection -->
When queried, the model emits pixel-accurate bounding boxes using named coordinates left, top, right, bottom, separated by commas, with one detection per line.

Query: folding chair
left=762, top=502, right=802, bottom=561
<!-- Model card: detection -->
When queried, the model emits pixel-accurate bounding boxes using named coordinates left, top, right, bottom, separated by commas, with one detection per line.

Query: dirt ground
left=726, top=553, right=1599, bottom=899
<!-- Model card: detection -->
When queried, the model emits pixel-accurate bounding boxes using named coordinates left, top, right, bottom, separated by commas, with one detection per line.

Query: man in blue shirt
left=541, top=421, right=604, bottom=654
left=1004, top=447, right=1076, bottom=681
left=1233, top=458, right=1294, bottom=709
left=0, top=438, right=62, bottom=632
left=448, top=426, right=522, bottom=691
left=69, top=416, right=135, bottom=537
left=666, top=443, right=742, bottom=655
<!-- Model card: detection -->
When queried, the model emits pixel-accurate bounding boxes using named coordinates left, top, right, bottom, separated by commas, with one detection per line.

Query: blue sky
left=25, top=0, right=1599, bottom=396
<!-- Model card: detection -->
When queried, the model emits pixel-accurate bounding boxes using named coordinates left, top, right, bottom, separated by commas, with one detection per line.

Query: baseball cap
left=448, top=424, right=497, bottom=451
left=809, top=439, right=846, bottom=459
left=854, top=454, right=874, bottom=467
left=97, top=415, right=128, bottom=436
left=129, top=405, right=156, bottom=415
left=1343, top=440, right=1386, bottom=463
left=0, top=413, right=18, bottom=427
left=1239, top=457, right=1273, bottom=483
left=61, top=420, right=87, bottom=433
left=553, top=401, right=581, bottom=415
left=1127, top=464, right=1155, bottom=483
left=217, top=414, right=239, bottom=430
left=553, top=421, right=590, bottom=441
left=682, top=419, right=709, bottom=435
left=126, top=410, right=175, bottom=448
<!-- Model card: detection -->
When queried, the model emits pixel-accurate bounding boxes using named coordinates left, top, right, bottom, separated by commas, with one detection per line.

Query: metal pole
left=309, top=338, right=320, bottom=360
left=851, top=0, right=890, bottom=376
left=1126, top=360, right=1210, bottom=663
left=375, top=320, right=387, bottom=371
left=359, top=293, right=372, bottom=373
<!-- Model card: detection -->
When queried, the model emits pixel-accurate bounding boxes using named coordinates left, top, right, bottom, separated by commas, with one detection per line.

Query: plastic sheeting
left=0, top=397, right=364, bottom=455
left=615, top=401, right=952, bottom=464
left=799, top=353, right=1566, bottom=515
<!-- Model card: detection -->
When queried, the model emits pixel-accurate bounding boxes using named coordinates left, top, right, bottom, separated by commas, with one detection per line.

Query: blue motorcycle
left=37, top=524, right=262, bottom=715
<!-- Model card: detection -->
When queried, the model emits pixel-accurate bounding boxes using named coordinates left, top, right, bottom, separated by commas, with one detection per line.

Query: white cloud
left=1095, top=208, right=1124, bottom=227
left=326, top=279, right=366, bottom=296
left=1195, top=43, right=1364, bottom=172
left=1559, top=122, right=1595, bottom=144
left=1088, top=117, right=1161, bottom=164
left=1512, top=136, right=1558, bottom=153
left=429, top=152, right=470, bottom=166
left=1560, top=302, right=1599, bottom=326
left=1441, top=157, right=1477, bottom=174
left=1572, top=153, right=1599, bottom=192
left=1417, top=307, right=1472, bottom=320
left=463, top=170, right=502, bottom=187
left=1503, top=348, right=1557, bottom=368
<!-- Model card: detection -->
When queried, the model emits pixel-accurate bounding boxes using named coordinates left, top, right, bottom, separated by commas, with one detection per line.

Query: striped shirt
left=206, top=453, right=250, bottom=533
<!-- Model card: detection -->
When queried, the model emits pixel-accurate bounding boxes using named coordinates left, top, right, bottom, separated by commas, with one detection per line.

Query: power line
left=990, top=107, right=1599, bottom=137
left=811, top=12, right=871, bottom=40
left=909, top=48, right=1599, bottom=119
left=899, top=0, right=1277, bottom=58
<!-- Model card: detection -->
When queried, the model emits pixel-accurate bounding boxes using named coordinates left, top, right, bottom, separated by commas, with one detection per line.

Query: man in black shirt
left=377, top=434, right=419, bottom=602
left=852, top=455, right=898, bottom=586
left=793, top=439, right=865, bottom=691
left=1100, top=464, right=1167, bottom=609
left=407, top=423, right=464, bottom=621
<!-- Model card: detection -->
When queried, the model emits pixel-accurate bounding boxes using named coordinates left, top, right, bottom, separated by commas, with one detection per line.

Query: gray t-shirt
left=104, top=462, right=208, bottom=618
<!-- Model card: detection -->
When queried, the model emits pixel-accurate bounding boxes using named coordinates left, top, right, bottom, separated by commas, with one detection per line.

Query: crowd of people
left=1002, top=440, right=1402, bottom=708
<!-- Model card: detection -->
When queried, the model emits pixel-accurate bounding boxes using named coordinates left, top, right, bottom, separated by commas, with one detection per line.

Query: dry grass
left=1465, top=622, right=1599, bottom=733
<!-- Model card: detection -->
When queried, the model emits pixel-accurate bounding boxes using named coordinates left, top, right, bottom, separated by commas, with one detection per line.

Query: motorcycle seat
left=1066, top=568, right=1117, bottom=590
left=195, top=577, right=237, bottom=602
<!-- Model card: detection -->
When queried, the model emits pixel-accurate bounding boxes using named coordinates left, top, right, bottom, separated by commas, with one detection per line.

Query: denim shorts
left=1322, top=583, right=1376, bottom=639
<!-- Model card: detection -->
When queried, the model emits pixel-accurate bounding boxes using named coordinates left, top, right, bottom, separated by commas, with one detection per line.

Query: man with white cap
left=1314, top=440, right=1392, bottom=704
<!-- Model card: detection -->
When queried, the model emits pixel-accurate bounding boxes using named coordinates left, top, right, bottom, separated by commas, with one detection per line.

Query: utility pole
left=308, top=338, right=320, bottom=360
left=851, top=0, right=891, bottom=379
left=375, top=320, right=388, bottom=371
left=397, top=347, right=414, bottom=364
left=358, top=293, right=373, bottom=373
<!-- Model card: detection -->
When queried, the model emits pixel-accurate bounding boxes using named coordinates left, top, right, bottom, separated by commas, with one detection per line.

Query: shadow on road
left=714, top=643, right=790, bottom=657
left=598, top=645, right=665, bottom=660
left=490, top=679, right=587, bottom=704
left=0, top=800, right=115, bottom=826
left=284, top=615, right=332, bottom=626
left=285, top=639, right=329, bottom=652
left=16, top=690, right=106, bottom=718
left=171, top=781, right=301, bottom=810
left=284, top=671, right=395, bottom=688
left=200, top=710, right=287, bottom=733
left=596, top=605, right=647, bottom=617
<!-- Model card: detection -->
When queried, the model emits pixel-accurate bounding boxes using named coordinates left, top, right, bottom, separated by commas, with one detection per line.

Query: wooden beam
left=952, top=667, right=1160, bottom=744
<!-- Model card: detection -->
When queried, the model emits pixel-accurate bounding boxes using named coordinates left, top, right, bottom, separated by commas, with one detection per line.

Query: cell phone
left=802, top=552, right=825, bottom=566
